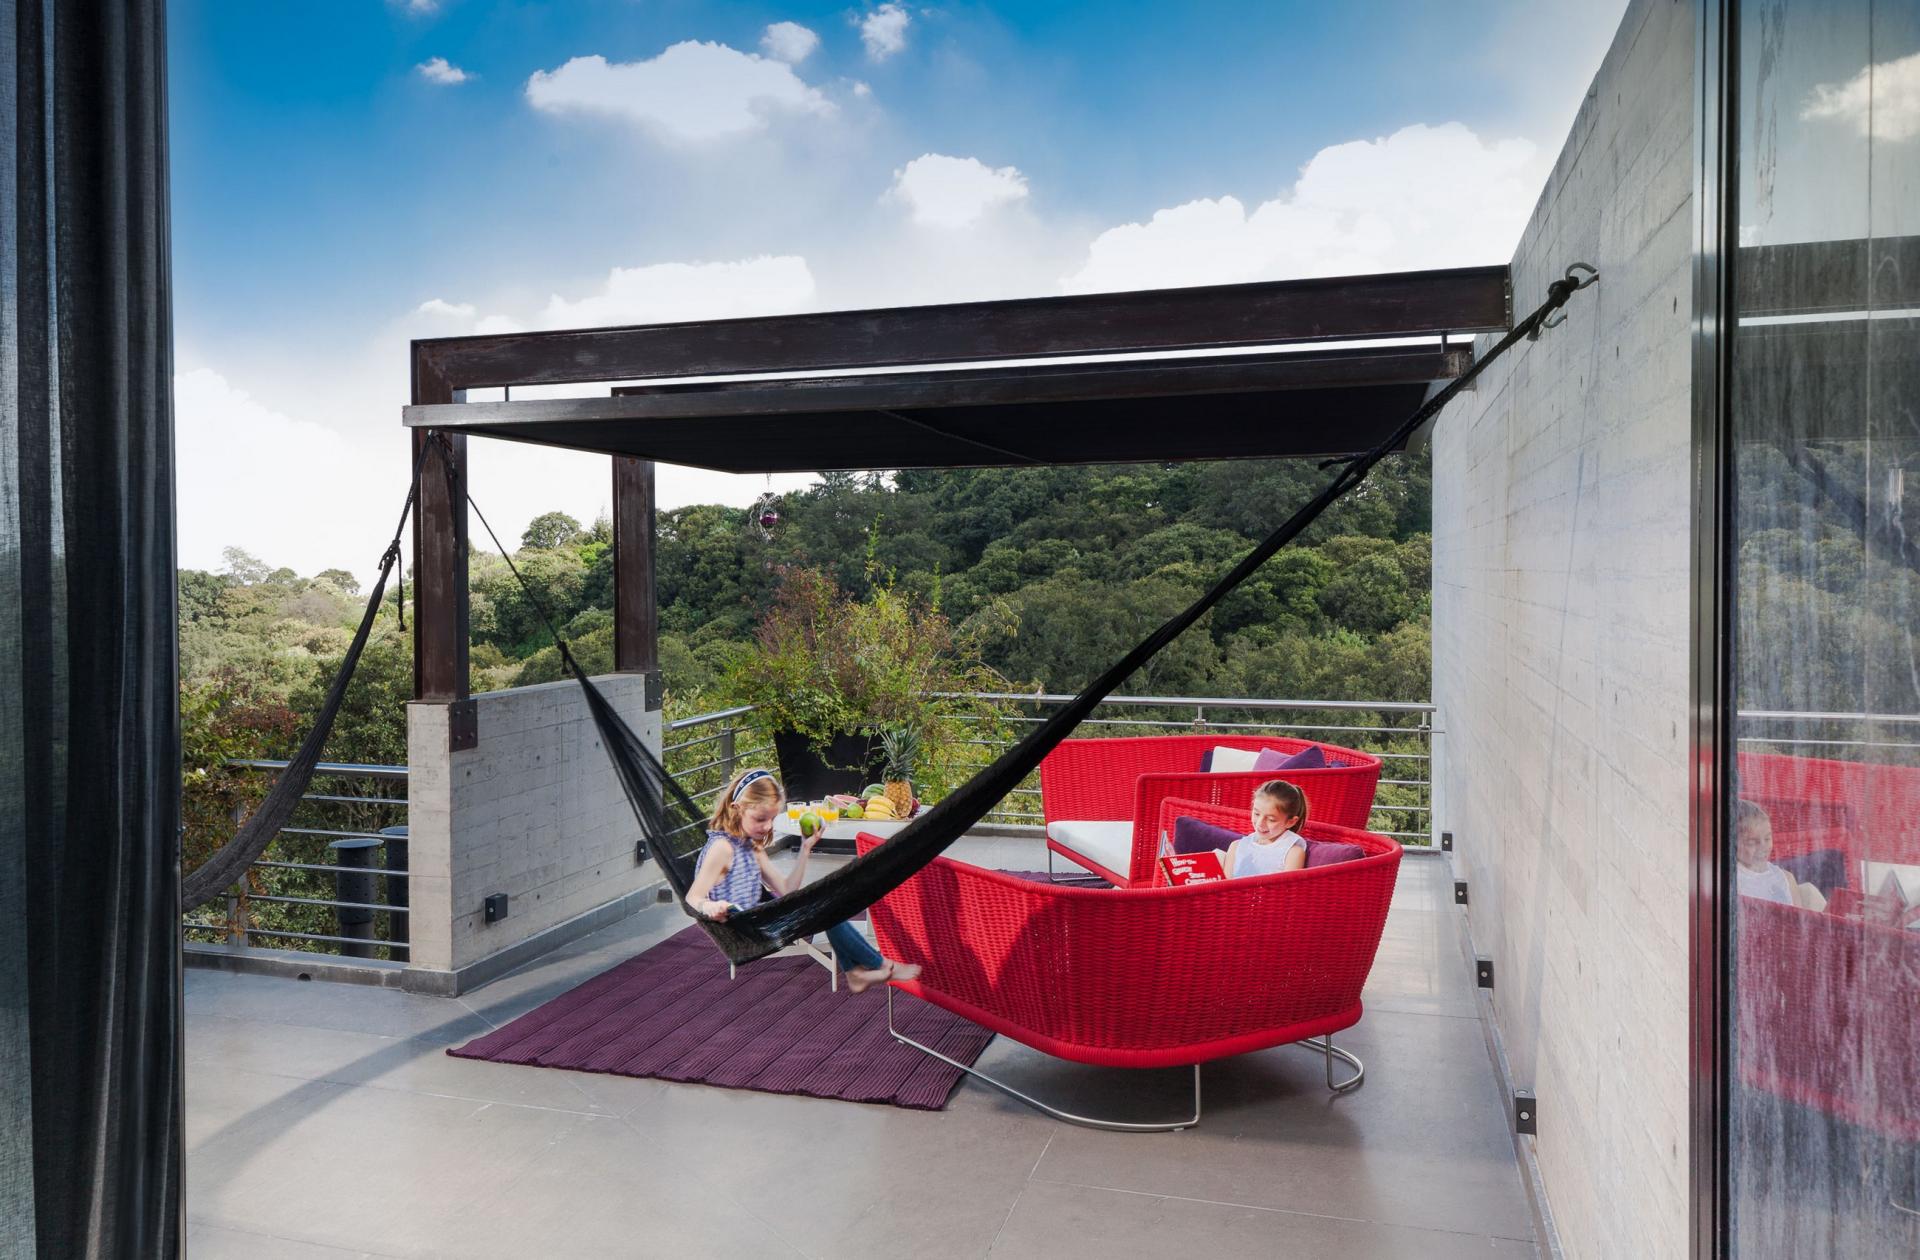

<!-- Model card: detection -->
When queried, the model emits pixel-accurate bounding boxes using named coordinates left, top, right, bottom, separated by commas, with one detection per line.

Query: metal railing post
left=719, top=725, right=738, bottom=782
left=225, top=893, right=246, bottom=948
left=380, top=825, right=410, bottom=962
left=328, top=837, right=381, bottom=960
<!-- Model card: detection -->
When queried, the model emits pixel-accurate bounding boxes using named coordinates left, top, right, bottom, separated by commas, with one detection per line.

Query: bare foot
left=888, top=960, right=921, bottom=983
left=845, top=963, right=891, bottom=994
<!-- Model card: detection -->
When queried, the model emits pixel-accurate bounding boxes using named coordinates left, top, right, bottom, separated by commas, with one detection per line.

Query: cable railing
left=919, top=692, right=1441, bottom=846
left=180, top=761, right=411, bottom=960
left=181, top=694, right=1436, bottom=962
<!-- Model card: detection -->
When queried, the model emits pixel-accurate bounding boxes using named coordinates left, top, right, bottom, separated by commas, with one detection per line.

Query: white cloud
left=416, top=57, right=471, bottom=85
left=525, top=43, right=832, bottom=144
left=531, top=255, right=816, bottom=329
left=1062, top=122, right=1545, bottom=293
left=888, top=154, right=1029, bottom=228
left=1803, top=50, right=1920, bottom=142
left=859, top=4, right=910, bottom=61
left=173, top=367, right=407, bottom=581
left=414, top=297, right=476, bottom=319
left=760, top=21, right=819, bottom=64
left=851, top=81, right=873, bottom=99
left=395, top=0, right=439, bottom=14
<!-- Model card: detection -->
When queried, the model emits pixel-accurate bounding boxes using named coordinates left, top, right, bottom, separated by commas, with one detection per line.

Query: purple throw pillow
left=1171, top=815, right=1240, bottom=855
left=1305, top=839, right=1366, bottom=867
left=1254, top=744, right=1328, bottom=773
left=1198, top=749, right=1212, bottom=772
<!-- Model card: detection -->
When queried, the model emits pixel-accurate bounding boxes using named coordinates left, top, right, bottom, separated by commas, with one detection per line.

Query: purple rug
left=447, top=924, right=996, bottom=1110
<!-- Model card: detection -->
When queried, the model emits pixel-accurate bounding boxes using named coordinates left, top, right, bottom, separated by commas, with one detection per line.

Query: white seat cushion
left=1046, top=820, right=1136, bottom=877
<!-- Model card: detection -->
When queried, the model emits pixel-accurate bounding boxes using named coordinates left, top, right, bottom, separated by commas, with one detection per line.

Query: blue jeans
left=824, top=919, right=884, bottom=972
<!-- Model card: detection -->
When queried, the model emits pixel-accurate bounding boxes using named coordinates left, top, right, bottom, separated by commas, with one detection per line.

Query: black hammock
left=183, top=267, right=1595, bottom=964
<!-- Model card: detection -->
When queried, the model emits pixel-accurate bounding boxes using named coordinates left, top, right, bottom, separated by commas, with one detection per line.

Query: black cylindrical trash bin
left=327, top=837, right=381, bottom=960
left=378, top=824, right=409, bottom=962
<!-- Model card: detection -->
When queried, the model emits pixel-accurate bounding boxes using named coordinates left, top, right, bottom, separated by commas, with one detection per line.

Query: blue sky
left=169, top=0, right=1626, bottom=580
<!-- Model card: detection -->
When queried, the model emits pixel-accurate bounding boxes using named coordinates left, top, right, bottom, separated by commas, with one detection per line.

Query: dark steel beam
left=405, top=344, right=1466, bottom=431
left=409, top=265, right=1509, bottom=391
left=612, top=457, right=658, bottom=678
left=410, top=421, right=469, bottom=702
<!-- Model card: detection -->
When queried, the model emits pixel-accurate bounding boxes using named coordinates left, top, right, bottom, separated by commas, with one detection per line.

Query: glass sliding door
left=1725, top=0, right=1920, bottom=1255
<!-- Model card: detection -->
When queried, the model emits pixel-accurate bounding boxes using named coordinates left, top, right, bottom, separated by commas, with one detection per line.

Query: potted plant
left=723, top=567, right=1011, bottom=803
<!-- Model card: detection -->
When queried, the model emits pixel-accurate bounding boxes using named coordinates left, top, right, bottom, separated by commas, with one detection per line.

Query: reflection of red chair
left=1737, top=897, right=1920, bottom=1142
left=1039, top=734, right=1383, bottom=888
left=1737, top=749, right=1920, bottom=873
left=1734, top=750, right=1920, bottom=1143
left=858, top=827, right=1401, bottom=1130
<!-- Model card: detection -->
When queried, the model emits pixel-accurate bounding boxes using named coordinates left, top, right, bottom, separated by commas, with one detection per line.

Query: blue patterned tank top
left=701, top=831, right=764, bottom=910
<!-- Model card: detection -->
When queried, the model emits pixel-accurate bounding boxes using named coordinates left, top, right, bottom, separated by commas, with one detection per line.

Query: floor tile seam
left=185, top=1010, right=429, bottom=1042
left=982, top=1181, right=1032, bottom=1257
left=192, top=1059, right=618, bottom=1119
left=608, top=1109, right=818, bottom=1260
left=179, top=1215, right=410, bottom=1258
left=1027, top=1175, right=1536, bottom=1245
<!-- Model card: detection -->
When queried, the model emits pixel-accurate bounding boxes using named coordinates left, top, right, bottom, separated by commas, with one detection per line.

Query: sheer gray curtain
left=2, top=0, right=181, bottom=1255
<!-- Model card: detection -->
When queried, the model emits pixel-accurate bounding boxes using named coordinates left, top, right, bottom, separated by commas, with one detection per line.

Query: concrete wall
left=405, top=674, right=663, bottom=991
left=1431, top=2, right=1693, bottom=1257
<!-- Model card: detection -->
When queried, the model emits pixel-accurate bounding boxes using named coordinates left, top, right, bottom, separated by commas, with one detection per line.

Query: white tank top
left=1232, top=830, right=1306, bottom=878
left=1736, top=862, right=1794, bottom=906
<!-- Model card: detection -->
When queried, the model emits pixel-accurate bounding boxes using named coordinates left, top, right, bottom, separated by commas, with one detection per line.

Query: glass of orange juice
left=786, top=802, right=804, bottom=821
left=820, top=801, right=840, bottom=823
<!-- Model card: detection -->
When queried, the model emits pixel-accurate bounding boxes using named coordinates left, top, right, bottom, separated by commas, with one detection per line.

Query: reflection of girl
left=1736, top=799, right=1826, bottom=912
left=1226, top=780, right=1311, bottom=879
left=686, top=768, right=923, bottom=993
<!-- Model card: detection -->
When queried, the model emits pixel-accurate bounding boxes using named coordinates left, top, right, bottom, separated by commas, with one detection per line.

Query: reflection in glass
left=1729, top=2, right=1920, bottom=1256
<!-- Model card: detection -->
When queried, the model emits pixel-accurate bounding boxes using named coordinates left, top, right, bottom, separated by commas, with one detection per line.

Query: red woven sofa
left=1038, top=733, right=1383, bottom=888
left=858, top=825, right=1402, bottom=1130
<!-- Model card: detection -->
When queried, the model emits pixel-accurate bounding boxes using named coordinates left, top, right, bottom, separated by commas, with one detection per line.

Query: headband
left=731, top=769, right=776, bottom=802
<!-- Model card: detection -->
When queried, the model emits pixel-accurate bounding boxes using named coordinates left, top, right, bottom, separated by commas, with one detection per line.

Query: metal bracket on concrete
left=1477, top=956, right=1495, bottom=989
left=1441, top=830, right=1454, bottom=852
left=643, top=670, right=664, bottom=711
left=1454, top=879, right=1469, bottom=906
left=635, top=839, right=651, bottom=865
left=1515, top=1090, right=1537, bottom=1136
left=483, top=892, right=509, bottom=924
left=449, top=698, right=479, bottom=751
left=655, top=886, right=675, bottom=904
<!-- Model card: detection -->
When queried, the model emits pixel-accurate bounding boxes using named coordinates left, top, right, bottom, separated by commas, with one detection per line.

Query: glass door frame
left=1688, top=0, right=1736, bottom=1257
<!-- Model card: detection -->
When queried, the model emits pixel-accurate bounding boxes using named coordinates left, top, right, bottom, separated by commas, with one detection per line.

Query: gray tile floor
left=185, top=843, right=1538, bottom=1260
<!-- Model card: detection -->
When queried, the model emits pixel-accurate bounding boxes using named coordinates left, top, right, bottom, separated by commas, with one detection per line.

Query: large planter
left=772, top=730, right=886, bottom=802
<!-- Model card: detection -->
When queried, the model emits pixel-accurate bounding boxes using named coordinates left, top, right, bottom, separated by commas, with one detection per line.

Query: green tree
left=521, top=510, right=584, bottom=551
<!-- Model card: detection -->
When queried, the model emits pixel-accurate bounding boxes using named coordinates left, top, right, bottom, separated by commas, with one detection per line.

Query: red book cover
left=1159, top=850, right=1227, bottom=886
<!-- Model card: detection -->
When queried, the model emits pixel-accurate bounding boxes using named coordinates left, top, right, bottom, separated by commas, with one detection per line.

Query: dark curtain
left=2, top=1, right=182, bottom=1256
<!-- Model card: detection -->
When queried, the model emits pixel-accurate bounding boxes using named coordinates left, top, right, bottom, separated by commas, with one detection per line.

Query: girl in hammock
left=687, top=767, right=923, bottom=993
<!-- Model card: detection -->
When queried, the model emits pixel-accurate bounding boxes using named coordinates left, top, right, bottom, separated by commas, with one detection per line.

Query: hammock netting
left=184, top=268, right=1596, bottom=967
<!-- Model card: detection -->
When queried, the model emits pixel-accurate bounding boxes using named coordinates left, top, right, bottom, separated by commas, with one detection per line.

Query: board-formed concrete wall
left=1431, top=3, right=1693, bottom=1256
left=405, top=674, right=662, bottom=992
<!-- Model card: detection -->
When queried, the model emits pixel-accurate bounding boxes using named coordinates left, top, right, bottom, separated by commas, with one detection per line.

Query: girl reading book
left=1226, top=779, right=1311, bottom=879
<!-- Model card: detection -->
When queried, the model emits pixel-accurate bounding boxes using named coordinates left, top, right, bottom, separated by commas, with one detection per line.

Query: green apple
left=799, top=811, right=823, bottom=837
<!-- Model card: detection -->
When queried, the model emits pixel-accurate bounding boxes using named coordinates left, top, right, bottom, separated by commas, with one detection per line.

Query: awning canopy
left=402, top=264, right=1511, bottom=471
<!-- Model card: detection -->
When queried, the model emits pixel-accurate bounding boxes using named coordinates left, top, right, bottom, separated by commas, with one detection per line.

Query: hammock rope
left=181, top=435, right=447, bottom=912
left=180, top=267, right=1596, bottom=959
left=543, top=264, right=1599, bottom=965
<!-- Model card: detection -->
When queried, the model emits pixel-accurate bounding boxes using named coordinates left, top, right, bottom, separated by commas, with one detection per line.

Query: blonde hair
left=1254, top=779, right=1309, bottom=829
left=1736, top=798, right=1771, bottom=837
left=710, top=768, right=785, bottom=845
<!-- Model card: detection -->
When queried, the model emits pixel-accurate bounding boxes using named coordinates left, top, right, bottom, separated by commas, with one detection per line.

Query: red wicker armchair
left=858, top=826, right=1402, bottom=1130
left=1039, top=733, right=1383, bottom=887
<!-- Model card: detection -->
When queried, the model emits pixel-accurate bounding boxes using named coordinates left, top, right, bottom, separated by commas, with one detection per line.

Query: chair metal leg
left=887, top=988, right=1200, bottom=1132
left=1298, top=1035, right=1365, bottom=1092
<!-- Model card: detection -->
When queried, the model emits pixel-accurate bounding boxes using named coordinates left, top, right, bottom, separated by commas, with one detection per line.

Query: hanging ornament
left=749, top=489, right=781, bottom=542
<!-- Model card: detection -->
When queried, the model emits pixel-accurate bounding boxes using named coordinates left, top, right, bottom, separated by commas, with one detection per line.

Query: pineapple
left=879, top=726, right=921, bottom=817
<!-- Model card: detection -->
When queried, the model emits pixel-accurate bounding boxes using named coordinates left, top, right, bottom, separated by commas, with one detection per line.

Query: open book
left=1160, top=850, right=1227, bottom=886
